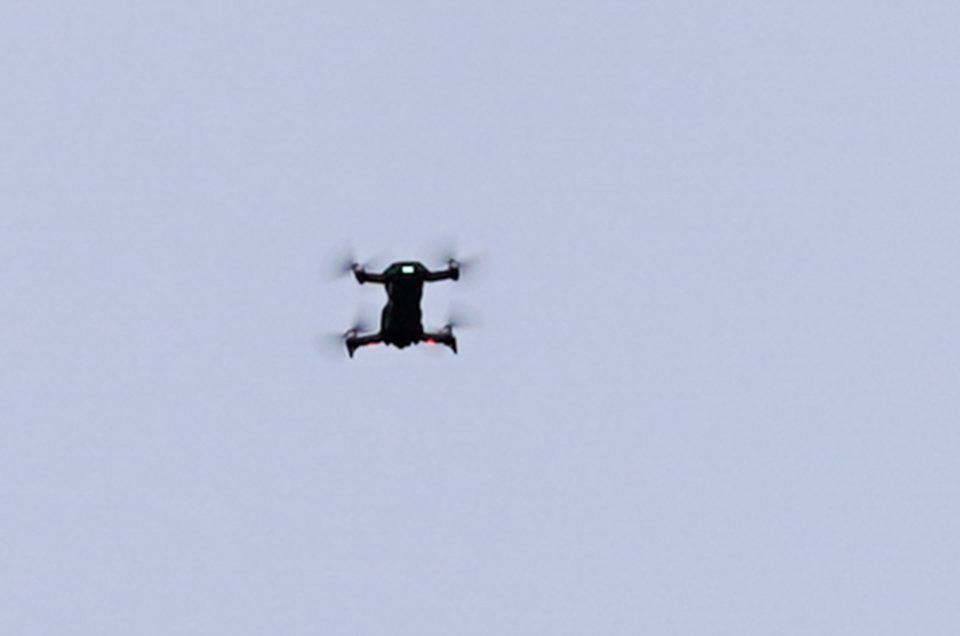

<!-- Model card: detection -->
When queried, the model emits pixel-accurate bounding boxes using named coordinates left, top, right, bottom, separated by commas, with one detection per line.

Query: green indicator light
left=401, top=265, right=415, bottom=274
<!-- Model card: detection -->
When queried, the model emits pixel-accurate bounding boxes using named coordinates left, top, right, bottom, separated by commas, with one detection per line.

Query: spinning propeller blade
left=444, top=301, right=483, bottom=329
left=424, top=237, right=486, bottom=279
left=325, top=244, right=391, bottom=280
left=315, top=312, right=374, bottom=358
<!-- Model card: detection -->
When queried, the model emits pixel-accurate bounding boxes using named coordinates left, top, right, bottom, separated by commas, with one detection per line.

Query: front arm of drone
left=424, top=261, right=460, bottom=282
left=353, top=265, right=387, bottom=284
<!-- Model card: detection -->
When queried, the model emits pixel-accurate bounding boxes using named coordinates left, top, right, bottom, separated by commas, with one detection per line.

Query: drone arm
left=424, top=265, right=459, bottom=282
left=345, top=332, right=383, bottom=358
left=353, top=267, right=386, bottom=284
left=421, top=327, right=458, bottom=353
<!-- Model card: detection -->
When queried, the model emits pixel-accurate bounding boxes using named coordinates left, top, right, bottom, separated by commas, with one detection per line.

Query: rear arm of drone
left=424, top=264, right=460, bottom=282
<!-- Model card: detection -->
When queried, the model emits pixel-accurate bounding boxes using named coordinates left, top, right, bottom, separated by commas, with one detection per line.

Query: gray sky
left=2, top=2, right=959, bottom=634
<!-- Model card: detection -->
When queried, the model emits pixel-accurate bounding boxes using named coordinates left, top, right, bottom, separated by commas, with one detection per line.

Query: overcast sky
left=2, top=2, right=959, bottom=634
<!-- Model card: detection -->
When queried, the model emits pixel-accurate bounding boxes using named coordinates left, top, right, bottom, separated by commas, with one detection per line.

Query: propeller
left=443, top=301, right=484, bottom=330
left=343, top=313, right=373, bottom=336
left=325, top=244, right=391, bottom=281
left=327, top=246, right=359, bottom=280
left=425, top=238, right=486, bottom=279
left=315, top=312, right=375, bottom=358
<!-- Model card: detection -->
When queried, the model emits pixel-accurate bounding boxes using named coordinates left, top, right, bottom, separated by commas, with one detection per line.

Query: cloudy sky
left=2, top=2, right=959, bottom=634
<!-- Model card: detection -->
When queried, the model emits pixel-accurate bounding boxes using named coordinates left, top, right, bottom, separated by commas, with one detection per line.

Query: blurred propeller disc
left=423, top=237, right=487, bottom=279
left=325, top=244, right=392, bottom=281
left=315, top=312, right=374, bottom=358
left=444, top=301, right=483, bottom=330
left=325, top=244, right=359, bottom=280
left=345, top=314, right=373, bottom=335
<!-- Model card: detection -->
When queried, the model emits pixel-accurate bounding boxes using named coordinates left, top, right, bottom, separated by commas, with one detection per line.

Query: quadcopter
left=337, top=257, right=467, bottom=358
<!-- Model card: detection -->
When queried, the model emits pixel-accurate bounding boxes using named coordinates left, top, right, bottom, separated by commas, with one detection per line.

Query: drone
left=336, top=256, right=467, bottom=358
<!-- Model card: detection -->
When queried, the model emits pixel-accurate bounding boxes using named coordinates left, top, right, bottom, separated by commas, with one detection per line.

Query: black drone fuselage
left=347, top=261, right=458, bottom=356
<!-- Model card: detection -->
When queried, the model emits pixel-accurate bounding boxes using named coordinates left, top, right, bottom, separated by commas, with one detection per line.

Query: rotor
left=443, top=301, right=483, bottom=330
left=425, top=238, right=486, bottom=280
left=315, top=312, right=374, bottom=359
left=326, top=244, right=390, bottom=281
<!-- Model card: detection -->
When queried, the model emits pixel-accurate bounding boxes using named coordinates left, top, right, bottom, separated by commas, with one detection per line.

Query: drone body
left=345, top=260, right=460, bottom=357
